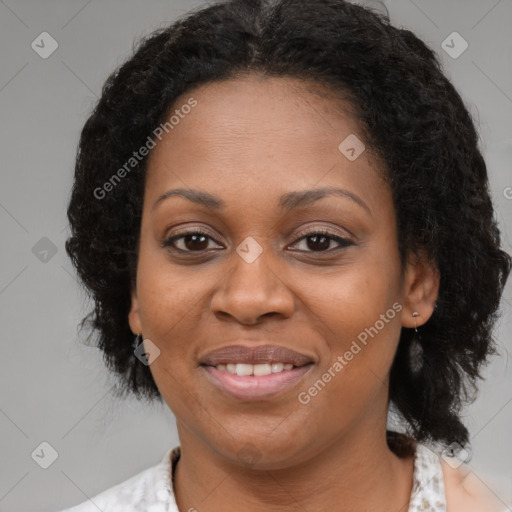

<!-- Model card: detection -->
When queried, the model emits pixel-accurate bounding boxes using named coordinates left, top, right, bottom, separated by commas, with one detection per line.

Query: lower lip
left=201, top=364, right=313, bottom=401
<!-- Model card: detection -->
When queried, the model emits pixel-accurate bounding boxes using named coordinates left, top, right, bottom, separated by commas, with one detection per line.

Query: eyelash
left=162, top=228, right=354, bottom=254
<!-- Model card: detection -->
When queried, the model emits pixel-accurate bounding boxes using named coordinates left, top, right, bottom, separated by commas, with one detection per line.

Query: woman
left=61, top=0, right=511, bottom=510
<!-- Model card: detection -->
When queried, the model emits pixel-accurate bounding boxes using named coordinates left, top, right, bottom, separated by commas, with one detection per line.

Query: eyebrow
left=152, top=186, right=371, bottom=216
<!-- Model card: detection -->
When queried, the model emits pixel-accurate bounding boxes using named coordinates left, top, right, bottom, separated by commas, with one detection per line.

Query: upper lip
left=200, top=344, right=314, bottom=367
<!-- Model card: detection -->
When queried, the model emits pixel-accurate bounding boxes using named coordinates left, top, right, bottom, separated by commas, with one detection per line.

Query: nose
left=210, top=249, right=295, bottom=325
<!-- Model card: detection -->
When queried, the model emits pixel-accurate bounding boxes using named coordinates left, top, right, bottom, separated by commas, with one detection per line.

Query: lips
left=202, top=364, right=312, bottom=401
left=200, top=344, right=314, bottom=367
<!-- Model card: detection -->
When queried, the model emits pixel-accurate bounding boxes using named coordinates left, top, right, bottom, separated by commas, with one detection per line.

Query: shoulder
left=440, top=457, right=508, bottom=512
left=56, top=447, right=178, bottom=512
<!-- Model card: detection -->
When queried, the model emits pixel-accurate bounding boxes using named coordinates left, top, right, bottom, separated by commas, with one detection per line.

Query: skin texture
left=128, top=74, right=441, bottom=511
left=441, top=459, right=509, bottom=512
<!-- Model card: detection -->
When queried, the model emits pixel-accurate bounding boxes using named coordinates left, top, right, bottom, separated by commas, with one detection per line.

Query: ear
left=400, top=249, right=440, bottom=329
left=128, top=286, right=143, bottom=335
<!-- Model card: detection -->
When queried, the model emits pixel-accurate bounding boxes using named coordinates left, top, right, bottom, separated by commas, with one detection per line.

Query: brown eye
left=289, top=230, right=354, bottom=253
left=163, top=230, right=223, bottom=252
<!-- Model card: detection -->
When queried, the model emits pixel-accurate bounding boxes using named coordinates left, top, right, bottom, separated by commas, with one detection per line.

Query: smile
left=200, top=363, right=313, bottom=401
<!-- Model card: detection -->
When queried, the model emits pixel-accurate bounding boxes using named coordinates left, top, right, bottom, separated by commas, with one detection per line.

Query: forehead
left=151, top=74, right=364, bottom=151
left=144, top=74, right=388, bottom=213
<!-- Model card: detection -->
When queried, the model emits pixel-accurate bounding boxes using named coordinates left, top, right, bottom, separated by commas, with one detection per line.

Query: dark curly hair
left=65, top=0, right=511, bottom=455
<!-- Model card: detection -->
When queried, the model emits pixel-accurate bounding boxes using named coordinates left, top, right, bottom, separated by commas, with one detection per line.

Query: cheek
left=298, top=246, right=403, bottom=393
left=135, top=233, right=206, bottom=340
left=134, top=244, right=229, bottom=401
left=304, top=250, right=400, bottom=341
left=295, top=301, right=402, bottom=442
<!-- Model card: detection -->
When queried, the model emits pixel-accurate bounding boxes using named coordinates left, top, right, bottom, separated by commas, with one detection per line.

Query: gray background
left=0, top=1, right=511, bottom=511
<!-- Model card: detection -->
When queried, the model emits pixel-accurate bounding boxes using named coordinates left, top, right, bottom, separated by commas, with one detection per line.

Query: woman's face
left=129, top=74, right=438, bottom=469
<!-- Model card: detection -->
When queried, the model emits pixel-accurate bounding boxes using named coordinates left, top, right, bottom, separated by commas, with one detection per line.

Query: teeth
left=235, top=363, right=253, bottom=376
left=271, top=363, right=284, bottom=373
left=253, top=364, right=272, bottom=376
left=216, top=362, right=298, bottom=375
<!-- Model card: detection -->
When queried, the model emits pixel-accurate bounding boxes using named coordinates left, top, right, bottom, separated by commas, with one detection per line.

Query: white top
left=58, top=442, right=447, bottom=511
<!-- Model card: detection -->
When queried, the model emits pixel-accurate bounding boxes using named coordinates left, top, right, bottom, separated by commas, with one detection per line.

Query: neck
left=172, top=419, right=415, bottom=512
